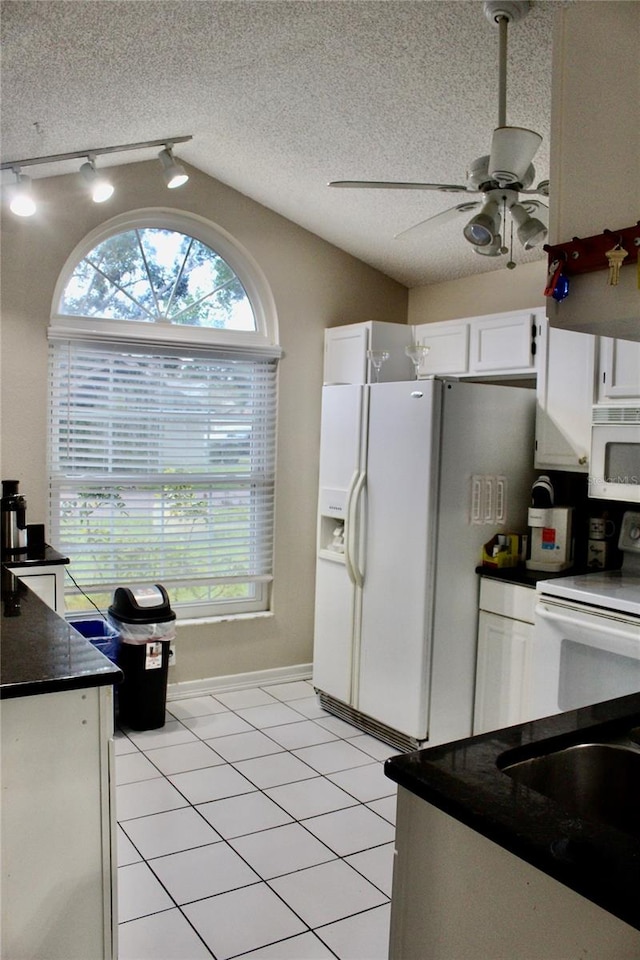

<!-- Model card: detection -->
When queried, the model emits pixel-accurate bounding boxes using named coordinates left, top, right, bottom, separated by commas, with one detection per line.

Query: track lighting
left=2, top=135, right=192, bottom=218
left=80, top=156, right=114, bottom=203
left=463, top=199, right=501, bottom=247
left=158, top=146, right=189, bottom=189
left=9, top=169, right=36, bottom=217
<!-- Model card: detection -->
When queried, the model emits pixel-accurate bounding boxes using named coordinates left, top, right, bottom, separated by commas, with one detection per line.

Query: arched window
left=48, top=211, right=279, bottom=619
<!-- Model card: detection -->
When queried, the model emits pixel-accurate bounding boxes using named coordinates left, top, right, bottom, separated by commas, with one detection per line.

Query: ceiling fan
left=329, top=0, right=549, bottom=265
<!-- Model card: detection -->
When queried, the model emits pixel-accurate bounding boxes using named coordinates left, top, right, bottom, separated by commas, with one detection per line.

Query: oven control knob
left=629, top=524, right=640, bottom=541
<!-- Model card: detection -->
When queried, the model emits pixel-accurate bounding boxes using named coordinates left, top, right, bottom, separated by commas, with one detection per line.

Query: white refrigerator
left=312, top=378, right=535, bottom=751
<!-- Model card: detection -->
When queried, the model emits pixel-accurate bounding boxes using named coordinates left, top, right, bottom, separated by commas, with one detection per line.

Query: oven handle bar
left=536, top=604, right=640, bottom=657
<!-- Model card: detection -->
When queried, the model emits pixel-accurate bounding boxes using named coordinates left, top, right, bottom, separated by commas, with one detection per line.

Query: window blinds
left=48, top=340, right=277, bottom=597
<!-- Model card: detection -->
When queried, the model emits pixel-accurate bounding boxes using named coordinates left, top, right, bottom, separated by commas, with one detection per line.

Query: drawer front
left=479, top=578, right=536, bottom=623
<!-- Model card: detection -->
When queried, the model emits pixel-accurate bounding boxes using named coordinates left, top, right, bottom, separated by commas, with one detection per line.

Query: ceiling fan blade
left=394, top=201, right=481, bottom=240
left=329, top=180, right=470, bottom=193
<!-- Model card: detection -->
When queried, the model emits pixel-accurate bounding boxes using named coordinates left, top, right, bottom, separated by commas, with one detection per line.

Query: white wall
left=408, top=260, right=546, bottom=325
left=0, top=159, right=407, bottom=683
left=546, top=1, right=639, bottom=341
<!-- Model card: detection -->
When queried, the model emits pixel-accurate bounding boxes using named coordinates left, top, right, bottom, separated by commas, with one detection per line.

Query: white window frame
left=48, top=208, right=280, bottom=620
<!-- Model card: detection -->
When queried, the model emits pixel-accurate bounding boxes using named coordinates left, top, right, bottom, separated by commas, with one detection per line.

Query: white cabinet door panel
left=535, top=321, right=596, bottom=471
left=415, top=321, right=469, bottom=376
left=470, top=312, right=535, bottom=374
left=473, top=611, right=534, bottom=735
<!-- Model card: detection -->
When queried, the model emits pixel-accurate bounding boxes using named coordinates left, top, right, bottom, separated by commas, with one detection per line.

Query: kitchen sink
left=499, top=738, right=640, bottom=837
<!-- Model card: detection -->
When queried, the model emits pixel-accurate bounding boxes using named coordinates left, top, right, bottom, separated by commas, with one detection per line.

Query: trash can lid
left=108, top=584, right=176, bottom=624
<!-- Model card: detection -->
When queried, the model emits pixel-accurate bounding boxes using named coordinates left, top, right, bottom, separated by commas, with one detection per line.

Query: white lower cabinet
left=473, top=579, right=536, bottom=735
left=0, top=685, right=117, bottom=960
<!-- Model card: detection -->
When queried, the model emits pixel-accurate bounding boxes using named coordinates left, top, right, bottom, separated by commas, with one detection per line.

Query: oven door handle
left=536, top=605, right=640, bottom=657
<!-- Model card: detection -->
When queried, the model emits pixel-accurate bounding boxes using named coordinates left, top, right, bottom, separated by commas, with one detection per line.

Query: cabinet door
left=597, top=337, right=640, bottom=402
left=1, top=686, right=116, bottom=959
left=473, top=612, right=534, bottom=735
left=469, top=312, right=536, bottom=375
left=535, top=321, right=596, bottom=472
left=324, top=325, right=369, bottom=384
left=414, top=321, right=469, bottom=376
left=324, top=322, right=413, bottom=384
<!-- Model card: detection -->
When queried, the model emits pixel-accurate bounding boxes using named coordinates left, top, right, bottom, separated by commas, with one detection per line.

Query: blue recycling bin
left=68, top=617, right=120, bottom=663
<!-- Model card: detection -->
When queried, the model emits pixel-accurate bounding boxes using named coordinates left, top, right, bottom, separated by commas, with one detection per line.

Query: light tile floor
left=116, top=679, right=400, bottom=960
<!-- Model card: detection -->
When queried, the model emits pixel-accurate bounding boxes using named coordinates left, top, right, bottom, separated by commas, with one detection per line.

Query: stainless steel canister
left=1, top=480, right=27, bottom=557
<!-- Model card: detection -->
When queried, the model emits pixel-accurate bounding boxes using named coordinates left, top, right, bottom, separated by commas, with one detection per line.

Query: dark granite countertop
left=3, top=544, right=70, bottom=567
left=475, top=563, right=592, bottom=588
left=385, top=693, right=640, bottom=932
left=1, top=571, right=121, bottom=700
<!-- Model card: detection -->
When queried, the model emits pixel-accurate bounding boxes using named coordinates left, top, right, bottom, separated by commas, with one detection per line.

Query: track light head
left=9, top=169, right=37, bottom=217
left=80, top=157, right=114, bottom=203
left=158, top=146, right=189, bottom=189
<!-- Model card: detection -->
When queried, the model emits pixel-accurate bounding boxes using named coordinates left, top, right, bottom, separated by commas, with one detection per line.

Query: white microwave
left=589, top=405, right=640, bottom=502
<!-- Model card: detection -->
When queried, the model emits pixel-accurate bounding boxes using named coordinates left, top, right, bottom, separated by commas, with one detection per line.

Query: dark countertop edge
left=0, top=664, right=122, bottom=700
left=475, top=563, right=593, bottom=588
left=3, top=545, right=70, bottom=567
left=1, top=576, right=123, bottom=700
left=385, top=693, right=640, bottom=932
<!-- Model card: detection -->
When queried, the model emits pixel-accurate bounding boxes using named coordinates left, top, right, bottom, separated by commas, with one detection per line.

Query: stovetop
left=537, top=511, right=640, bottom=616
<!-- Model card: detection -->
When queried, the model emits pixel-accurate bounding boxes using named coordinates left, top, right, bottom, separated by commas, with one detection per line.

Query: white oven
left=530, top=512, right=640, bottom=721
left=589, top=407, right=640, bottom=502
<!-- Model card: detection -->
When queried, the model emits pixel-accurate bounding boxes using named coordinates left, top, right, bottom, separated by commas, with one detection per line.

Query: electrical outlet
left=168, top=642, right=176, bottom=667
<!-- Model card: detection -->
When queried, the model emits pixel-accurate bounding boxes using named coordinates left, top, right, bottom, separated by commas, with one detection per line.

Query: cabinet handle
left=578, top=455, right=588, bottom=466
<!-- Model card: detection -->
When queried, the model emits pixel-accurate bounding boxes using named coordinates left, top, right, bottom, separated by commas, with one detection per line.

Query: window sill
left=176, top=610, right=274, bottom=628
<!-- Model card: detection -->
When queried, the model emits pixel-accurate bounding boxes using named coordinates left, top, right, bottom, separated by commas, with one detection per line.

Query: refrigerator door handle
left=349, top=470, right=366, bottom=588
left=344, top=469, right=360, bottom=586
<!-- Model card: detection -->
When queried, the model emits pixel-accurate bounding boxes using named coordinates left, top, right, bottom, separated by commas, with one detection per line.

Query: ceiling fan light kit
left=488, top=126, right=543, bottom=186
left=463, top=200, right=501, bottom=247
left=329, top=0, right=549, bottom=268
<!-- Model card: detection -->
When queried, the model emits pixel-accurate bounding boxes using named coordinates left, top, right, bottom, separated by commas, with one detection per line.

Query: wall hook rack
left=543, top=221, right=640, bottom=276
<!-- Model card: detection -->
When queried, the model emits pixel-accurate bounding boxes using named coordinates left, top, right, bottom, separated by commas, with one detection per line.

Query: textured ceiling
left=1, top=0, right=562, bottom=287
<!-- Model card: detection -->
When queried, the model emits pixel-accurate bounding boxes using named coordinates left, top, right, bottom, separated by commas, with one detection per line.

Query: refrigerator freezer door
left=356, top=379, right=441, bottom=739
left=313, top=384, right=367, bottom=702
left=316, top=385, right=366, bottom=512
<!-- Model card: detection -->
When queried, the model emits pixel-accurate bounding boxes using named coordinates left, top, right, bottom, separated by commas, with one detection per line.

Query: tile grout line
left=116, top=683, right=397, bottom=959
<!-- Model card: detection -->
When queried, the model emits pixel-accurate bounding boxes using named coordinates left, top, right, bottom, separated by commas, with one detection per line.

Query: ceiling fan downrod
left=483, top=1, right=531, bottom=128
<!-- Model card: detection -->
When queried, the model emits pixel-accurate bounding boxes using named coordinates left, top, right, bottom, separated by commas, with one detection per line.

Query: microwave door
left=590, top=421, right=640, bottom=502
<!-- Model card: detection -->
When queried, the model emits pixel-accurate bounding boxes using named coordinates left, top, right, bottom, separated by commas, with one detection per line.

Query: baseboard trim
left=167, top=663, right=313, bottom=701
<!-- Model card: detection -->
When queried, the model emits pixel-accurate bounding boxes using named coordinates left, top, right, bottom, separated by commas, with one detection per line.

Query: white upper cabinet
left=414, top=309, right=538, bottom=379
left=323, top=321, right=413, bottom=384
left=597, top=338, right=640, bottom=403
left=414, top=320, right=469, bottom=376
left=534, top=318, right=596, bottom=472
left=469, top=311, right=538, bottom=376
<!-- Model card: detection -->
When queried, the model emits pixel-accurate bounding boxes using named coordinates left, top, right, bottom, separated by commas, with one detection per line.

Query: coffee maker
left=525, top=475, right=573, bottom=572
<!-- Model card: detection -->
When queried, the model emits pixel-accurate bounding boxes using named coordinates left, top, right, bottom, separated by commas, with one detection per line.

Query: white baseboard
left=167, top=663, right=313, bottom=701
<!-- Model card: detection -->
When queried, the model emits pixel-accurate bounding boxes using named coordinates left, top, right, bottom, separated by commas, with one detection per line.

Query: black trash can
left=109, top=584, right=176, bottom=731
